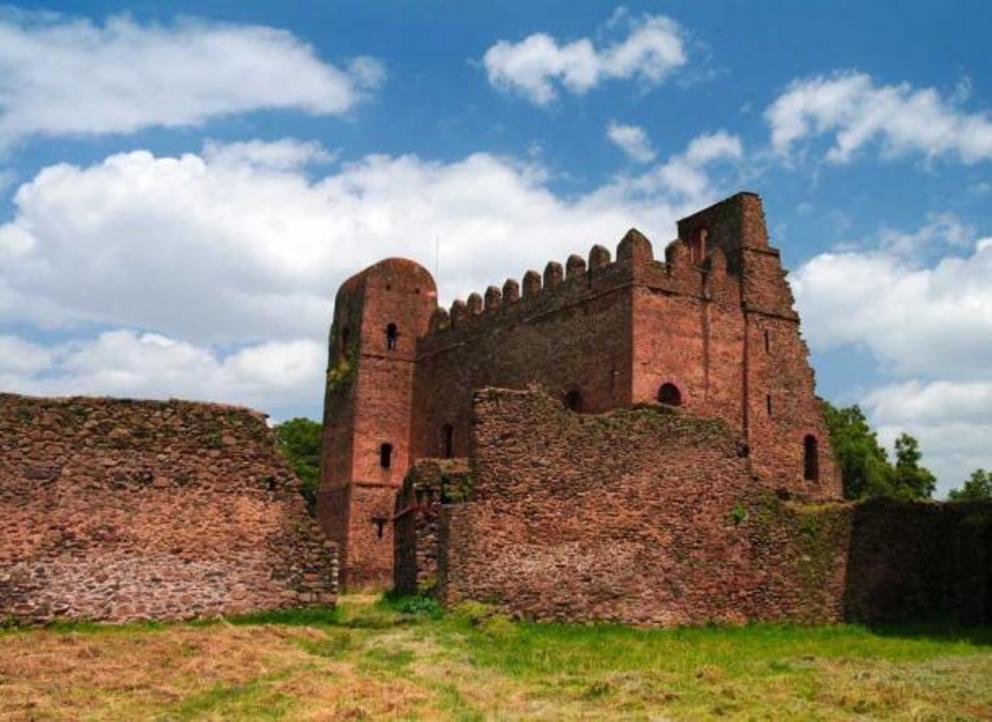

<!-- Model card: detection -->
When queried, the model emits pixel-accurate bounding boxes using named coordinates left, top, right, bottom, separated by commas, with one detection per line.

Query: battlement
left=421, top=236, right=747, bottom=352
left=418, top=192, right=775, bottom=348
left=321, top=190, right=831, bottom=589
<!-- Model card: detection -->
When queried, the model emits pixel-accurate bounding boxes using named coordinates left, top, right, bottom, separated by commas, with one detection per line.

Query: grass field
left=1, top=595, right=990, bottom=721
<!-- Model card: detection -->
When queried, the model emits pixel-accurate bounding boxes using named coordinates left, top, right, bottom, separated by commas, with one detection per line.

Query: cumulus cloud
left=765, top=71, right=992, bottom=164
left=792, top=235, right=992, bottom=379
left=0, top=335, right=52, bottom=374
left=606, top=121, right=656, bottom=163
left=650, top=131, right=743, bottom=199
left=868, top=381, right=992, bottom=497
left=0, top=330, right=323, bottom=414
left=0, top=134, right=738, bottom=346
left=793, top=222, right=992, bottom=494
left=483, top=14, right=686, bottom=105
left=0, top=12, right=383, bottom=149
left=0, top=133, right=741, bottom=413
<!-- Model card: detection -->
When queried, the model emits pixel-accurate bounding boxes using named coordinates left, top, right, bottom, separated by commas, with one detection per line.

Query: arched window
left=564, top=389, right=583, bottom=412
left=385, top=323, right=398, bottom=350
left=658, top=382, right=682, bottom=407
left=441, top=424, right=454, bottom=458
left=380, top=442, right=393, bottom=469
left=803, top=435, right=819, bottom=482
left=373, top=517, right=386, bottom=539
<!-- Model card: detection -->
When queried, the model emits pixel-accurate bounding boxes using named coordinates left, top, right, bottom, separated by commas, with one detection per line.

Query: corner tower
left=672, top=192, right=838, bottom=493
left=317, top=258, right=437, bottom=588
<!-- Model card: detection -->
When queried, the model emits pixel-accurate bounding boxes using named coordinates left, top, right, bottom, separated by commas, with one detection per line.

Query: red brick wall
left=411, top=257, right=635, bottom=463
left=393, top=458, right=471, bottom=594
left=317, top=258, right=437, bottom=588
left=437, top=387, right=849, bottom=625
left=843, top=498, right=992, bottom=624
left=433, top=388, right=991, bottom=625
left=0, top=394, right=337, bottom=624
left=326, top=192, right=840, bottom=587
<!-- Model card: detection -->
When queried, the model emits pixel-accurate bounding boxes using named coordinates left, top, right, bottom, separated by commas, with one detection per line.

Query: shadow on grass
left=861, top=620, right=992, bottom=647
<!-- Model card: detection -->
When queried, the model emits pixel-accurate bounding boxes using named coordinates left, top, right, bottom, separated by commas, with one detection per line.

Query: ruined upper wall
left=1, top=393, right=337, bottom=623
left=436, top=387, right=849, bottom=625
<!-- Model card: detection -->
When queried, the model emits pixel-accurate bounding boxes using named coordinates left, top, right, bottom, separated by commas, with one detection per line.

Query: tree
left=822, top=403, right=936, bottom=500
left=273, top=417, right=322, bottom=515
left=891, top=433, right=937, bottom=500
left=822, top=402, right=894, bottom=500
left=948, top=469, right=992, bottom=501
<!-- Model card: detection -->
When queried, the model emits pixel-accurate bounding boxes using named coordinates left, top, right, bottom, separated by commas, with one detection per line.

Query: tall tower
left=674, top=192, right=837, bottom=492
left=317, top=258, right=437, bottom=588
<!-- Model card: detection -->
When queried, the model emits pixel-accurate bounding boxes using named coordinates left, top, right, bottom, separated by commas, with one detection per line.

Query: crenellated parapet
left=419, top=221, right=750, bottom=349
left=419, top=233, right=643, bottom=346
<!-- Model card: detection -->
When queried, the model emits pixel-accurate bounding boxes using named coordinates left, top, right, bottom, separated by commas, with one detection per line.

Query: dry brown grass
left=1, top=599, right=990, bottom=721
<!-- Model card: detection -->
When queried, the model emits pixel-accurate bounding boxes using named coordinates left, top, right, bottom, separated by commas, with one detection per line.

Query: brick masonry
left=415, top=387, right=991, bottom=625
left=0, top=394, right=337, bottom=624
left=434, top=387, right=848, bottom=625
left=320, top=192, right=840, bottom=588
left=393, top=458, right=472, bottom=595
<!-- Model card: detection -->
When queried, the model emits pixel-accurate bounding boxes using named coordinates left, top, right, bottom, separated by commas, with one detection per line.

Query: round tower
left=317, top=258, right=437, bottom=588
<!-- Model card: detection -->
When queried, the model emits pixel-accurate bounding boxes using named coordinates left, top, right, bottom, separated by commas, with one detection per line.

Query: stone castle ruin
left=1, top=191, right=988, bottom=626
left=320, top=192, right=991, bottom=625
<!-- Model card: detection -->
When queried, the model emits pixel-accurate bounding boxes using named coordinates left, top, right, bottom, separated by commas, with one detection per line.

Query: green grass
left=1, top=595, right=990, bottom=720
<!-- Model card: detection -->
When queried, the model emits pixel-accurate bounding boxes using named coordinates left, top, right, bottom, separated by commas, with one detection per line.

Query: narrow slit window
left=386, top=323, right=398, bottom=350
left=442, top=424, right=454, bottom=458
left=803, top=435, right=819, bottom=482
left=764, top=329, right=770, bottom=354
left=380, top=442, right=393, bottom=469
left=766, top=393, right=772, bottom=416
left=374, top=518, right=386, bottom=539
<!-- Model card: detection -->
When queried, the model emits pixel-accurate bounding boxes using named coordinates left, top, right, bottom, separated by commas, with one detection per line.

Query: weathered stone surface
left=321, top=191, right=839, bottom=588
left=0, top=394, right=337, bottom=624
left=412, top=388, right=992, bottom=626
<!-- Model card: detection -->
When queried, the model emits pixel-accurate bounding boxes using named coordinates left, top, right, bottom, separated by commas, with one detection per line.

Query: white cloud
left=483, top=14, right=686, bottom=105
left=793, top=222, right=992, bottom=495
left=878, top=213, right=973, bottom=257
left=607, top=121, right=655, bottom=163
left=868, top=381, right=992, bottom=497
left=0, top=335, right=52, bottom=374
left=650, top=131, right=742, bottom=199
left=792, top=235, right=992, bottom=379
left=202, top=138, right=334, bottom=170
left=0, top=134, right=738, bottom=413
left=0, top=135, right=736, bottom=346
left=765, top=71, right=992, bottom=164
left=0, top=330, right=323, bottom=412
left=0, top=12, right=383, bottom=149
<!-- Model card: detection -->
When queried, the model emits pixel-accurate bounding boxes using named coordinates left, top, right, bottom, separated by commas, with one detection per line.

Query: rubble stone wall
left=0, top=393, right=337, bottom=624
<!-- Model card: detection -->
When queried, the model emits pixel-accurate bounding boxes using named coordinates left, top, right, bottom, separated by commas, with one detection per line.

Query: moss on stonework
left=441, top=472, right=474, bottom=504
left=740, top=493, right=850, bottom=617
left=326, top=351, right=357, bottom=394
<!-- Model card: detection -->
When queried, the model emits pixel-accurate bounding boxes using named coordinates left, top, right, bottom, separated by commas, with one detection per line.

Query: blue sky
left=0, top=1, right=990, bottom=495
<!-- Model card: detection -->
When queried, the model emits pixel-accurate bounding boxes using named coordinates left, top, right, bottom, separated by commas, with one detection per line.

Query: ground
left=1, top=595, right=990, bottom=721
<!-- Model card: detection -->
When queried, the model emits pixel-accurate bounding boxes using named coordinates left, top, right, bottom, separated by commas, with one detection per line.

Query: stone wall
left=0, top=393, right=337, bottom=624
left=323, top=192, right=845, bottom=587
left=436, top=387, right=849, bottom=625
left=318, top=258, right=437, bottom=589
left=424, top=387, right=990, bottom=626
left=393, top=458, right=471, bottom=595
left=843, top=498, right=992, bottom=624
